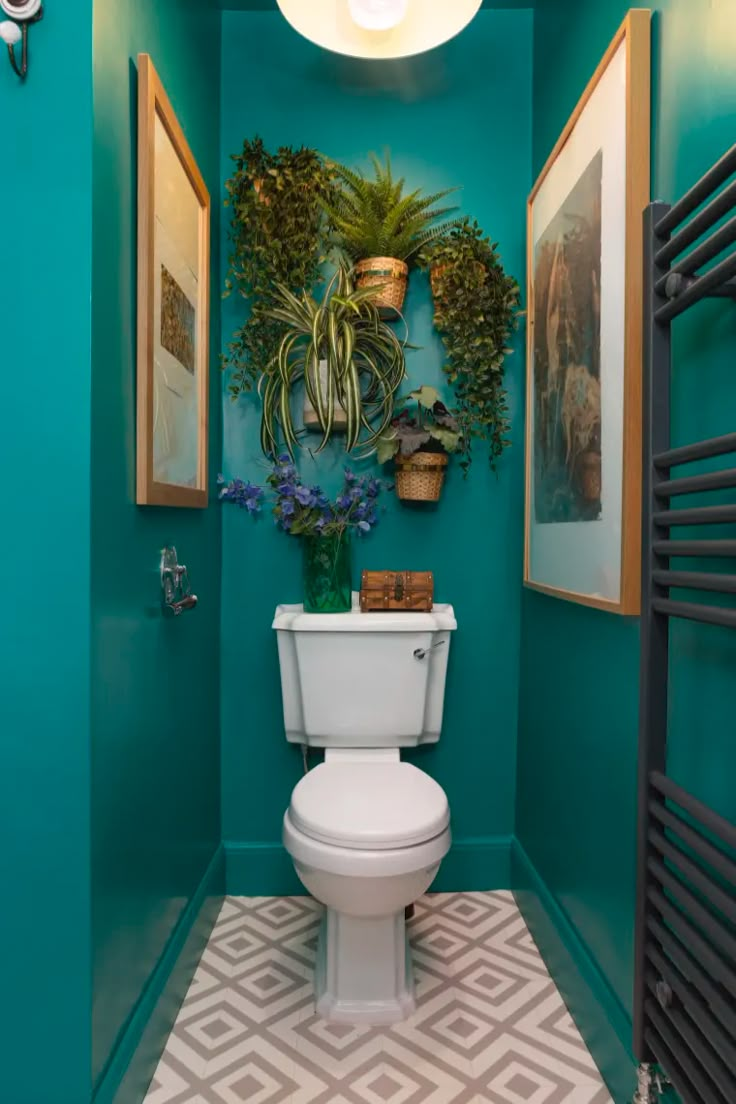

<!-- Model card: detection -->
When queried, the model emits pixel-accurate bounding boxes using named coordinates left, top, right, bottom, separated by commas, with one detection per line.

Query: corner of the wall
left=93, top=845, right=226, bottom=1104
left=511, top=839, right=637, bottom=1103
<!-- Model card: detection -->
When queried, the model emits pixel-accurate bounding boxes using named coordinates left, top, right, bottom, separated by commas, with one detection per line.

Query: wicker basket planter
left=395, top=451, right=448, bottom=502
left=430, top=260, right=485, bottom=303
left=355, top=256, right=409, bottom=318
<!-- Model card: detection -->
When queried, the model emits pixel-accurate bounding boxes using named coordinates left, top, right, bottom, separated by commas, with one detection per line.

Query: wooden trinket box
left=360, top=571, right=434, bottom=613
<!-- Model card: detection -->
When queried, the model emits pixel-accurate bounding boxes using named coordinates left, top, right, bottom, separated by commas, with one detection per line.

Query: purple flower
left=295, top=485, right=317, bottom=507
left=218, top=477, right=264, bottom=514
left=221, top=459, right=386, bottom=539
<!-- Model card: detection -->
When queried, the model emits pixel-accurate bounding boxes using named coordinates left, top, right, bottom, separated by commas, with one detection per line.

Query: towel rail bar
left=635, top=149, right=736, bottom=1099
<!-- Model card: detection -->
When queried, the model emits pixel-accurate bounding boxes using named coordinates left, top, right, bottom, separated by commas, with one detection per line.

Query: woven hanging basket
left=395, top=451, right=448, bottom=502
left=430, top=260, right=486, bottom=303
left=354, top=257, right=409, bottom=318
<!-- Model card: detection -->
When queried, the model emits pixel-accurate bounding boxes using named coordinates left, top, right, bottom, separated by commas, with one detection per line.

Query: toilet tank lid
left=273, top=595, right=456, bottom=632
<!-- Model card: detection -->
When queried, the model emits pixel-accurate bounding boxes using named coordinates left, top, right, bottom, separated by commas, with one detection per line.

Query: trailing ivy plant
left=421, top=219, right=521, bottom=473
left=223, top=137, right=336, bottom=398
left=319, top=151, right=460, bottom=265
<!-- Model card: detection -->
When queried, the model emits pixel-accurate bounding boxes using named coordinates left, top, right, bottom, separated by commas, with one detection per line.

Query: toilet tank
left=273, top=596, right=457, bottom=747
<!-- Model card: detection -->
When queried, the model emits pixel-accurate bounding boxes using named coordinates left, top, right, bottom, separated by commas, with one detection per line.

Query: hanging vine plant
left=421, top=219, right=521, bottom=473
left=222, top=137, right=336, bottom=398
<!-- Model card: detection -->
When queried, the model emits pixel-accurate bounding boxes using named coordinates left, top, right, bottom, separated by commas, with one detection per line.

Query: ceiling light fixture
left=347, top=0, right=408, bottom=32
left=276, top=0, right=483, bottom=60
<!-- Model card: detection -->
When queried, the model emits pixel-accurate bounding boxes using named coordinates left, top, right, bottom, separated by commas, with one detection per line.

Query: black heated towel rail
left=634, top=142, right=736, bottom=1104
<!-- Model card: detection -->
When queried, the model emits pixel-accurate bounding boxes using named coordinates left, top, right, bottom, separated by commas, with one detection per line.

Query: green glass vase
left=302, top=533, right=352, bottom=614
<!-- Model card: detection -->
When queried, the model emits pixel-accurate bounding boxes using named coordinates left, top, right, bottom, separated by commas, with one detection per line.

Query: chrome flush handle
left=413, top=640, right=446, bottom=661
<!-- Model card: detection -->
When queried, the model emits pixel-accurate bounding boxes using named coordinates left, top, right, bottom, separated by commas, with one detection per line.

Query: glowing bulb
left=348, top=0, right=409, bottom=32
left=0, top=20, right=22, bottom=45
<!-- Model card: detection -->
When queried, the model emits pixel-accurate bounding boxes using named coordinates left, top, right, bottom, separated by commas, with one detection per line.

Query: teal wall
left=518, top=0, right=736, bottom=1086
left=90, top=0, right=223, bottom=1096
left=0, top=4, right=94, bottom=1102
left=219, top=9, right=533, bottom=891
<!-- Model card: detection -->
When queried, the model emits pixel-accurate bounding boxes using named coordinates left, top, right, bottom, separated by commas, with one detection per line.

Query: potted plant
left=377, top=386, right=462, bottom=502
left=219, top=459, right=387, bottom=613
left=223, top=137, right=336, bottom=398
left=420, top=219, right=521, bottom=473
left=261, top=265, right=406, bottom=458
left=320, top=152, right=460, bottom=317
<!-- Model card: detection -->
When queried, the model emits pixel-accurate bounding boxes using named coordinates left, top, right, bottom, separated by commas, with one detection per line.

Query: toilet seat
left=283, top=810, right=451, bottom=880
left=288, top=761, right=449, bottom=850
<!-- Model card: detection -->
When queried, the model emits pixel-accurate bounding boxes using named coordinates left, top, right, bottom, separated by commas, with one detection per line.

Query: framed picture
left=524, top=10, right=650, bottom=614
left=137, top=54, right=210, bottom=508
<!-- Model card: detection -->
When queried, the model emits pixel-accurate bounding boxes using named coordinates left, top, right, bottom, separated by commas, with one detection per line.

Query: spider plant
left=260, top=266, right=407, bottom=458
left=320, top=152, right=461, bottom=265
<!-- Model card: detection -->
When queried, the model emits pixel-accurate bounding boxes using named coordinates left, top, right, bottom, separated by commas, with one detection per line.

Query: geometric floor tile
left=144, top=892, right=614, bottom=1104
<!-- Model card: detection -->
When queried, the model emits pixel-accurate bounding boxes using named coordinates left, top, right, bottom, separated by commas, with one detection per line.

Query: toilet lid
left=289, top=762, right=450, bottom=850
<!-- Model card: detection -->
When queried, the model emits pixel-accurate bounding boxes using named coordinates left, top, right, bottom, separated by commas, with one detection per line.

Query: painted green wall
left=90, top=0, right=223, bottom=1094
left=518, top=0, right=736, bottom=1078
left=219, top=10, right=532, bottom=890
left=0, top=4, right=93, bottom=1101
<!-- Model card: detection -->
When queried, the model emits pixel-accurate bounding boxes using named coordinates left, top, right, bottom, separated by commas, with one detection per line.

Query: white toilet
left=273, top=596, right=456, bottom=1024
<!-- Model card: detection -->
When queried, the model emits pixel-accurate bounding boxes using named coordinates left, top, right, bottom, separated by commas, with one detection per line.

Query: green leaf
left=430, top=425, right=462, bottom=453
left=376, top=431, right=400, bottom=464
left=408, top=384, right=441, bottom=409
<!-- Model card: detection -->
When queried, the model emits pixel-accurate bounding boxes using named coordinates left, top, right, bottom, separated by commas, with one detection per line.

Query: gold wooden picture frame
left=136, top=54, right=210, bottom=508
left=524, top=10, right=650, bottom=614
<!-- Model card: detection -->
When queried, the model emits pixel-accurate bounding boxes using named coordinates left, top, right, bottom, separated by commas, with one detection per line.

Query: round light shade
left=348, top=0, right=409, bottom=33
left=276, top=0, right=483, bottom=60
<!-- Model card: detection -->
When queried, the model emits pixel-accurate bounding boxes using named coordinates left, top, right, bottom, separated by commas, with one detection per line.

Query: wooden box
left=360, top=571, right=434, bottom=613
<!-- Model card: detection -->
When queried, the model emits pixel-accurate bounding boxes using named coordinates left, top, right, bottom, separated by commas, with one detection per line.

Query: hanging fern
left=320, top=151, right=462, bottom=265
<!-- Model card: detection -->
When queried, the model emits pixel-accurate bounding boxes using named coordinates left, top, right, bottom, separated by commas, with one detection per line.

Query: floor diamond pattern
left=144, top=893, right=614, bottom=1104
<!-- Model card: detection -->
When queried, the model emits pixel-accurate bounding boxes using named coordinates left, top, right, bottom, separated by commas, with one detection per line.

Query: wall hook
left=0, top=0, right=43, bottom=81
left=160, top=547, right=198, bottom=617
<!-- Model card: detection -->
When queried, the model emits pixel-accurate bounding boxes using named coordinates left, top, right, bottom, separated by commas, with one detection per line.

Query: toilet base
left=314, top=908, right=415, bottom=1024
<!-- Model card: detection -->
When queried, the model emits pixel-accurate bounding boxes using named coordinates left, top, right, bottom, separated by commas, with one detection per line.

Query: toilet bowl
left=273, top=598, right=457, bottom=1024
left=282, top=754, right=451, bottom=1022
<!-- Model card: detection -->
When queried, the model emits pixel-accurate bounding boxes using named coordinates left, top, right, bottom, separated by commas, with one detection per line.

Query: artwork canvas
left=137, top=55, right=210, bottom=508
left=525, top=10, right=650, bottom=614
left=534, top=151, right=602, bottom=525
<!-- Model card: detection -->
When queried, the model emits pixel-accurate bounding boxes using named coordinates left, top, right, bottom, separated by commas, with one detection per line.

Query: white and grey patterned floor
left=145, top=893, right=614, bottom=1104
